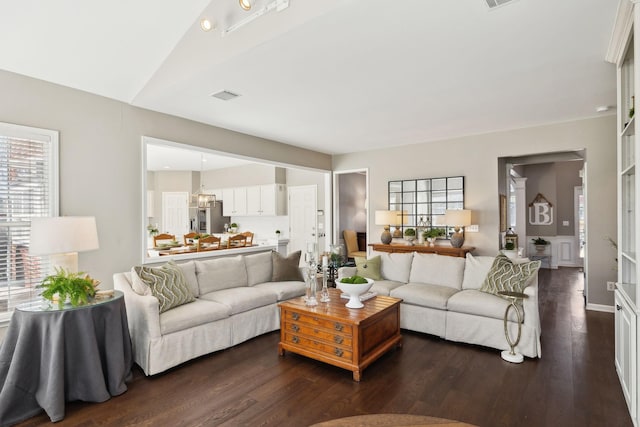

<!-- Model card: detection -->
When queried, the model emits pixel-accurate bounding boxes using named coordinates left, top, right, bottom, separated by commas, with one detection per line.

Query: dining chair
left=343, top=230, right=366, bottom=260
left=240, top=231, right=254, bottom=246
left=197, top=235, right=221, bottom=251
left=183, top=232, right=199, bottom=245
left=227, top=234, right=247, bottom=248
left=153, top=233, right=176, bottom=247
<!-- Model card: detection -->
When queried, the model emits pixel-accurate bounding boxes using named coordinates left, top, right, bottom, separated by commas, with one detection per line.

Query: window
left=0, top=122, right=58, bottom=322
left=388, top=176, right=464, bottom=235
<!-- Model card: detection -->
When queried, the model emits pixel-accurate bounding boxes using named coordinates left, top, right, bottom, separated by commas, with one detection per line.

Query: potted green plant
left=422, top=228, right=444, bottom=247
left=275, top=230, right=281, bottom=239
left=404, top=228, right=416, bottom=244
left=147, top=224, right=159, bottom=236
left=532, top=237, right=549, bottom=253
left=229, top=222, right=239, bottom=233
left=38, top=267, right=100, bottom=308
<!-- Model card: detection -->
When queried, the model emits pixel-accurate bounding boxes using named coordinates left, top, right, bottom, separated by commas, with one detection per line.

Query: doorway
left=333, top=169, right=369, bottom=256
left=288, top=185, right=317, bottom=260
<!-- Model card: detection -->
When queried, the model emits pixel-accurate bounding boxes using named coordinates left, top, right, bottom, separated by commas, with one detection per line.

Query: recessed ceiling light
left=211, top=90, right=241, bottom=101
left=163, top=166, right=171, bottom=169
left=200, top=18, right=214, bottom=32
left=239, top=0, right=252, bottom=11
left=596, top=105, right=611, bottom=113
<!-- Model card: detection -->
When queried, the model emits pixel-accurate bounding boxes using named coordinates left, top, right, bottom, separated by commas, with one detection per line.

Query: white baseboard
left=586, top=303, right=614, bottom=313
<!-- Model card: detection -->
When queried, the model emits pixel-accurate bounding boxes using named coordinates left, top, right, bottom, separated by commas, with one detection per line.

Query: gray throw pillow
left=271, top=250, right=304, bottom=282
left=134, top=262, right=195, bottom=313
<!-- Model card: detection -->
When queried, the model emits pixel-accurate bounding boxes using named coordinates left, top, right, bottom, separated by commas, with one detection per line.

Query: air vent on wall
left=485, top=0, right=518, bottom=9
left=211, top=90, right=241, bottom=101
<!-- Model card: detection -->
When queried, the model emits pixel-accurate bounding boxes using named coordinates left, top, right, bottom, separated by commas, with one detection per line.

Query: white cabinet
left=611, top=2, right=640, bottom=423
left=616, top=290, right=637, bottom=417
left=246, top=184, right=287, bottom=216
left=222, top=187, right=247, bottom=216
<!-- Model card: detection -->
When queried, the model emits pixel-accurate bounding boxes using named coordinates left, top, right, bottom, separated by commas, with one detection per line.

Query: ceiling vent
left=485, top=0, right=518, bottom=9
left=211, top=90, right=241, bottom=101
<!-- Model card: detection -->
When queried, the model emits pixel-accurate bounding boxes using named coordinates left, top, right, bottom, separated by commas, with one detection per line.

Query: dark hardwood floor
left=17, top=268, right=633, bottom=426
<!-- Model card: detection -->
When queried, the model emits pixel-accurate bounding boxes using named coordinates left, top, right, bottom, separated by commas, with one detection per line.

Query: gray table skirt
left=0, top=295, right=133, bottom=426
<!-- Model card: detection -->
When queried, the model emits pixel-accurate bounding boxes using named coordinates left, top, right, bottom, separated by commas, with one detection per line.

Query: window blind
left=0, top=123, right=58, bottom=322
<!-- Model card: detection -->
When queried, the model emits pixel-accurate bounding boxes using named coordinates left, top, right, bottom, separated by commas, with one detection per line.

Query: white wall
left=332, top=115, right=617, bottom=307
left=0, top=69, right=331, bottom=287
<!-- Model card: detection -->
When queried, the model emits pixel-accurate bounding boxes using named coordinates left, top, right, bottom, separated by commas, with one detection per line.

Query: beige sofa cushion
left=409, top=253, right=465, bottom=290
left=175, top=260, right=199, bottom=297
left=255, top=281, right=305, bottom=301
left=245, top=251, right=273, bottom=286
left=447, top=289, right=521, bottom=322
left=200, top=287, right=277, bottom=315
left=159, top=299, right=230, bottom=335
left=390, top=283, right=459, bottom=310
left=461, top=254, right=496, bottom=290
left=370, top=280, right=405, bottom=296
left=374, top=251, right=414, bottom=283
left=196, top=255, right=248, bottom=294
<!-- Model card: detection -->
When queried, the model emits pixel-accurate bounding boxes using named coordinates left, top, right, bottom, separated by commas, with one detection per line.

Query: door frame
left=332, top=168, right=369, bottom=255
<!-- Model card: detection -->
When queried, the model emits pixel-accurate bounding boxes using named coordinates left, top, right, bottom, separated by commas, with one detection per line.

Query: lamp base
left=450, top=230, right=465, bottom=248
left=381, top=229, right=392, bottom=244
left=50, top=252, right=79, bottom=274
left=392, top=227, right=402, bottom=238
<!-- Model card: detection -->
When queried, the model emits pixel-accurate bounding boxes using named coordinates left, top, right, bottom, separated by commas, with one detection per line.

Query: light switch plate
left=466, top=225, right=479, bottom=232
left=562, top=220, right=570, bottom=226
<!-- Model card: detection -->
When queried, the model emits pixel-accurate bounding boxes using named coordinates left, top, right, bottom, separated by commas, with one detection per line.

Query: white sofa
left=113, top=251, right=305, bottom=376
left=339, top=251, right=542, bottom=358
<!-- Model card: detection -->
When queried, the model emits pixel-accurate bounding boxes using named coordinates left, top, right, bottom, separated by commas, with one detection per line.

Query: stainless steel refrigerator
left=196, top=201, right=230, bottom=234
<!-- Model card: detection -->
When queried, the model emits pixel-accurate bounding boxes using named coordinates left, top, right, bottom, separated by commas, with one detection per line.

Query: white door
left=289, top=185, right=317, bottom=258
left=162, top=192, right=189, bottom=238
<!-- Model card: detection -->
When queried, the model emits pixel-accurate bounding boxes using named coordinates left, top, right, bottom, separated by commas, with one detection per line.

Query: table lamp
left=29, top=216, right=100, bottom=273
left=392, top=210, right=408, bottom=238
left=444, top=209, right=472, bottom=248
left=375, top=210, right=398, bottom=244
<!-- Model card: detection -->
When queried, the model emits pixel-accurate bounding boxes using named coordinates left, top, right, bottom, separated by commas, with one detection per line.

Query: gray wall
left=524, top=161, right=583, bottom=237
left=333, top=115, right=617, bottom=308
left=0, top=69, right=331, bottom=287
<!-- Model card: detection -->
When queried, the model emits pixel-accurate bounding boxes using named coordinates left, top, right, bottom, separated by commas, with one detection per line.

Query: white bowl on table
left=336, top=278, right=374, bottom=309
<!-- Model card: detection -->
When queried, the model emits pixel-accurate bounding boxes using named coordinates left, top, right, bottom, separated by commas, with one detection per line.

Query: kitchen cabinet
left=222, top=187, right=247, bottom=216
left=246, top=184, right=287, bottom=216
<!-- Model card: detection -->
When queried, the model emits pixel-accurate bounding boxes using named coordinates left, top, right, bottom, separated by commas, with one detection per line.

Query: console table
left=0, top=292, right=133, bottom=425
left=369, top=243, right=474, bottom=258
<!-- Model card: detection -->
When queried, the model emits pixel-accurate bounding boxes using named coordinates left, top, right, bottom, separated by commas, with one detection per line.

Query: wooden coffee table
left=278, top=288, right=402, bottom=381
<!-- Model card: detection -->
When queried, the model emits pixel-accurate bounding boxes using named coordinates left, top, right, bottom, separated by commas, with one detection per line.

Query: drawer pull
left=334, top=335, right=344, bottom=344
left=292, top=336, right=299, bottom=344
left=334, top=348, right=343, bottom=357
left=292, top=312, right=300, bottom=320
left=334, top=323, right=343, bottom=332
left=291, top=324, right=300, bottom=332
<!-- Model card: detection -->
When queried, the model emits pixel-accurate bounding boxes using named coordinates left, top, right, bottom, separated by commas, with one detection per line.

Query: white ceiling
left=0, top=0, right=619, bottom=155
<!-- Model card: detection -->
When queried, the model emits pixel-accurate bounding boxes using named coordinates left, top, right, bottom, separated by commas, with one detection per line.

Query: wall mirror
left=388, top=176, right=464, bottom=236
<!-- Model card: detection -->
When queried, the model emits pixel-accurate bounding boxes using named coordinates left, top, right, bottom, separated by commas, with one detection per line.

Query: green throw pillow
left=355, top=256, right=383, bottom=280
left=480, top=254, right=540, bottom=295
left=134, top=261, right=195, bottom=313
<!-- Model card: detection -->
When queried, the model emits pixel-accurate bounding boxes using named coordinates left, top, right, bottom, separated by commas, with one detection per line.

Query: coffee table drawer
left=284, top=310, right=352, bottom=336
left=284, top=332, right=353, bottom=362
left=283, top=321, right=353, bottom=347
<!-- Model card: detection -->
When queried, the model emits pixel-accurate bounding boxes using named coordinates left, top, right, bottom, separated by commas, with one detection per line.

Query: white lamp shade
left=29, top=216, right=99, bottom=255
left=375, top=210, right=397, bottom=226
left=444, top=209, right=472, bottom=227
left=394, top=210, right=409, bottom=226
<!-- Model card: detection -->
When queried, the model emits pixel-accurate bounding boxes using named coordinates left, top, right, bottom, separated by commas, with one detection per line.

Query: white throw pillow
left=374, top=251, right=414, bottom=283
left=175, top=260, right=199, bottom=297
left=245, top=251, right=273, bottom=286
left=408, top=253, right=465, bottom=290
left=461, top=254, right=496, bottom=290
left=196, top=255, right=248, bottom=294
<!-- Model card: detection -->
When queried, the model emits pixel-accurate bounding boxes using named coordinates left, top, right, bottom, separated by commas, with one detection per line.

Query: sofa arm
left=522, top=273, right=540, bottom=332
left=113, top=272, right=161, bottom=340
left=337, top=266, right=357, bottom=280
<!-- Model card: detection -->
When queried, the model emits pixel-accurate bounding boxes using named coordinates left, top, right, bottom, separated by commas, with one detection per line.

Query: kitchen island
left=145, top=239, right=289, bottom=265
